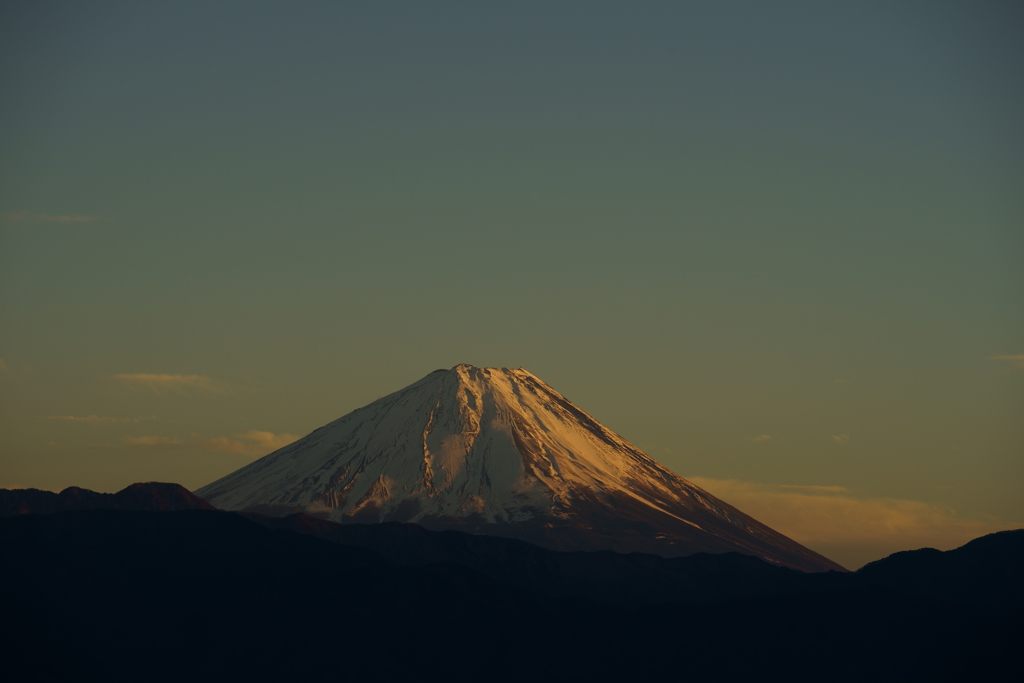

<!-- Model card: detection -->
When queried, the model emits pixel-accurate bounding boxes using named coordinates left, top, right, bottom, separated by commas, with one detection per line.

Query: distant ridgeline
left=0, top=482, right=213, bottom=516
left=1, top=482, right=1020, bottom=681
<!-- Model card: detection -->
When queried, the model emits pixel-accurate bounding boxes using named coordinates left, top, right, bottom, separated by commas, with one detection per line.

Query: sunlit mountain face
left=197, top=364, right=843, bottom=572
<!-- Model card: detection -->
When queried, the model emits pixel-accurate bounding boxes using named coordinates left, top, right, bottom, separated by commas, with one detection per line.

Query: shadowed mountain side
left=1, top=509, right=1017, bottom=682
left=632, top=587, right=1021, bottom=682
left=247, top=512, right=804, bottom=605
left=852, top=529, right=1024, bottom=614
left=0, top=509, right=562, bottom=682
left=248, top=514, right=1024, bottom=614
left=3, top=482, right=1016, bottom=612
left=425, top=490, right=843, bottom=570
left=751, top=529, right=1024, bottom=616
left=243, top=488, right=843, bottom=573
left=0, top=482, right=214, bottom=517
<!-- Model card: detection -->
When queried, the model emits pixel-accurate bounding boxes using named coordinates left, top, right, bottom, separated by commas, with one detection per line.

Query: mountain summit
left=196, top=364, right=843, bottom=572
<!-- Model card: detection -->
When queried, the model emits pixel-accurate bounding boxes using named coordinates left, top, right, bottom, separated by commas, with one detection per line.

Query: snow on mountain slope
left=196, top=365, right=845, bottom=572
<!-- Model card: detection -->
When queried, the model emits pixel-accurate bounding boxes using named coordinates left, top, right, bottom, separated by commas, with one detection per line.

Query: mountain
left=250, top=512, right=1024, bottom=613
left=197, top=364, right=843, bottom=572
left=852, top=528, right=1024, bottom=613
left=246, top=512, right=804, bottom=605
left=2, top=510, right=1018, bottom=682
left=0, top=482, right=214, bottom=517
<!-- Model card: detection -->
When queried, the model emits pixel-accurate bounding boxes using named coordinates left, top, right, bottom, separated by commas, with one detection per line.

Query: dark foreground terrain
left=1, top=484, right=1020, bottom=682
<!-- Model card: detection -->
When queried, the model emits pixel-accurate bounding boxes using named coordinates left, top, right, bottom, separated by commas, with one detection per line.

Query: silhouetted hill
left=0, top=509, right=565, bottom=682
left=247, top=514, right=1024, bottom=616
left=248, top=512, right=803, bottom=604
left=0, top=482, right=214, bottom=516
left=4, top=483, right=1019, bottom=614
left=1, top=508, right=1019, bottom=682
left=853, top=529, right=1024, bottom=613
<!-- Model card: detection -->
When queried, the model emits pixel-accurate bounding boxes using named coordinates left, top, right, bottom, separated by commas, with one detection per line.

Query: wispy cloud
left=48, top=415, right=146, bottom=424
left=2, top=210, right=99, bottom=223
left=121, top=435, right=184, bottom=448
left=119, top=430, right=297, bottom=455
left=688, top=476, right=1021, bottom=569
left=0, top=358, right=8, bottom=372
left=778, top=484, right=847, bottom=493
left=831, top=434, right=850, bottom=444
left=113, top=373, right=227, bottom=394
left=195, top=431, right=300, bottom=457
left=753, top=434, right=772, bottom=442
left=989, top=354, right=1024, bottom=370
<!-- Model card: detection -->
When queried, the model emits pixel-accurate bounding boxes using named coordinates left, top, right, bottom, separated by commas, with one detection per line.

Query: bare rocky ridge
left=196, top=364, right=844, bottom=572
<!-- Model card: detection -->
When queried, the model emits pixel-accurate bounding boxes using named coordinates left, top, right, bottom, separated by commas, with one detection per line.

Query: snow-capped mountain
left=196, top=364, right=843, bottom=572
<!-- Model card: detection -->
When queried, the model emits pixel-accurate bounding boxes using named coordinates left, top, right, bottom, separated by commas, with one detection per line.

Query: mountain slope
left=197, top=364, right=843, bottom=572
left=3, top=510, right=1017, bottom=682
left=853, top=529, right=1024, bottom=612
left=247, top=512, right=803, bottom=605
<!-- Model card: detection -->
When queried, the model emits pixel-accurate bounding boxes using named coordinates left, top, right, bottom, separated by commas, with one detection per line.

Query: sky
left=1, top=1, right=1021, bottom=569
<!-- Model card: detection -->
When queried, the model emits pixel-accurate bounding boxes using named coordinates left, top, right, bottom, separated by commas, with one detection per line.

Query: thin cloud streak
left=989, top=354, right=1024, bottom=370
left=121, top=435, right=183, bottom=447
left=1, top=210, right=98, bottom=224
left=2, top=210, right=99, bottom=223
left=119, top=431, right=298, bottom=455
left=48, top=415, right=143, bottom=424
left=688, top=476, right=1022, bottom=570
left=113, top=373, right=227, bottom=394
left=778, top=484, right=847, bottom=493
left=194, top=431, right=300, bottom=458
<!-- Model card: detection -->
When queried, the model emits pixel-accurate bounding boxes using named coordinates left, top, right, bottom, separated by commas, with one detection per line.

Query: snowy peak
left=196, top=365, right=845, bottom=572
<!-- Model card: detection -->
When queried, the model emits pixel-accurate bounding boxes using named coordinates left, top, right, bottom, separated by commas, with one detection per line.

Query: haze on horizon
left=1, top=1, right=1021, bottom=570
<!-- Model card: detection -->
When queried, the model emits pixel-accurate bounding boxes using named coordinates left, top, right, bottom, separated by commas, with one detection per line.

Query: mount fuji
left=196, top=364, right=843, bottom=572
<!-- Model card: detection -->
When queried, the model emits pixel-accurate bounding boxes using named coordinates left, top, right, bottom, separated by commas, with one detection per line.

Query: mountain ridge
left=197, top=364, right=842, bottom=571
left=0, top=482, right=213, bottom=517
left=2, top=507, right=1018, bottom=682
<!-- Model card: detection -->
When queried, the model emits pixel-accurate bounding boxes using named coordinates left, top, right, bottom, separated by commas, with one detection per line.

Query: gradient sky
left=2, top=1, right=1021, bottom=569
